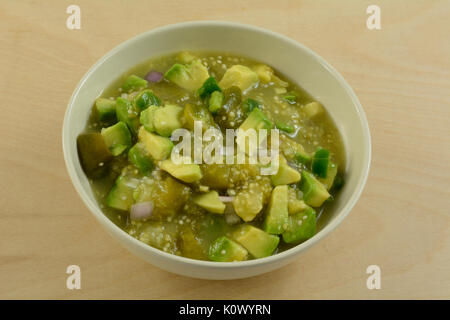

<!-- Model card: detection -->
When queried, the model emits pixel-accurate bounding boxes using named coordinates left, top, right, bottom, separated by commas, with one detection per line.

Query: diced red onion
left=219, top=196, right=234, bottom=203
left=145, top=71, right=163, bottom=83
left=130, top=201, right=154, bottom=220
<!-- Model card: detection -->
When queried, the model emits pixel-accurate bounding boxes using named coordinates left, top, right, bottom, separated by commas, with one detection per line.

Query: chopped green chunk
left=275, top=121, right=295, bottom=133
left=209, top=236, right=248, bottom=262
left=134, top=89, right=161, bottom=111
left=100, top=121, right=132, bottom=156
left=208, top=91, right=224, bottom=113
left=198, top=77, right=221, bottom=99
left=312, top=148, right=330, bottom=178
left=121, top=75, right=148, bottom=92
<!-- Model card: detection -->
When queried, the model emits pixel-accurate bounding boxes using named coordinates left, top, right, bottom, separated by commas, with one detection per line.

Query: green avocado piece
left=138, top=127, right=173, bottom=161
left=100, top=121, right=132, bottom=156
left=134, top=89, right=161, bottom=111
left=198, top=77, right=221, bottom=99
left=232, top=225, right=279, bottom=259
left=263, top=185, right=289, bottom=235
left=159, top=157, right=203, bottom=183
left=209, top=236, right=248, bottom=262
left=116, top=97, right=140, bottom=135
left=288, top=187, right=309, bottom=215
left=121, top=75, right=148, bottom=92
left=193, top=191, right=225, bottom=214
left=95, top=98, right=116, bottom=123
left=105, top=170, right=141, bottom=211
left=300, top=171, right=331, bottom=207
left=139, top=105, right=158, bottom=132
left=219, top=65, right=259, bottom=92
left=164, top=59, right=209, bottom=91
left=239, top=108, right=273, bottom=132
left=271, top=156, right=301, bottom=186
left=318, top=162, right=338, bottom=190
left=128, top=142, right=154, bottom=174
left=153, top=104, right=183, bottom=137
left=77, top=132, right=113, bottom=178
left=303, top=101, right=324, bottom=118
left=282, top=207, right=316, bottom=244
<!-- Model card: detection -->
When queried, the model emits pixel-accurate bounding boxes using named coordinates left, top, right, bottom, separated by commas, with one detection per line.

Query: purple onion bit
left=130, top=201, right=154, bottom=221
left=145, top=71, right=163, bottom=83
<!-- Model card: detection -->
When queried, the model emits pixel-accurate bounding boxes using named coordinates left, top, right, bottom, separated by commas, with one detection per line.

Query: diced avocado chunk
left=280, top=135, right=310, bottom=163
left=252, top=64, right=273, bottom=83
left=153, top=104, right=183, bottom=137
left=319, top=163, right=338, bottom=190
left=208, top=90, right=224, bottom=113
left=139, top=105, right=158, bottom=132
left=100, top=121, right=132, bottom=156
left=282, top=207, right=316, bottom=244
left=263, top=185, right=289, bottom=235
left=198, top=77, right=221, bottom=99
left=180, top=227, right=207, bottom=260
left=138, top=127, right=173, bottom=161
left=105, top=171, right=140, bottom=211
left=77, top=132, right=113, bottom=178
left=121, top=75, right=148, bottom=92
left=134, top=89, right=161, bottom=111
left=193, top=191, right=225, bottom=214
left=232, top=182, right=264, bottom=222
left=128, top=142, right=154, bottom=174
left=116, top=97, right=140, bottom=135
left=183, top=103, right=215, bottom=132
left=288, top=187, right=309, bottom=214
left=160, top=158, right=203, bottom=183
left=232, top=225, right=279, bottom=259
left=303, top=101, right=324, bottom=118
left=209, top=236, right=248, bottom=262
left=312, top=148, right=330, bottom=178
left=275, top=121, right=295, bottom=133
left=219, top=65, right=259, bottom=92
left=300, top=171, right=331, bottom=207
left=177, top=51, right=196, bottom=64
left=239, top=108, right=272, bottom=132
left=271, top=156, right=301, bottom=186
left=164, top=59, right=209, bottom=91
left=95, top=98, right=116, bottom=122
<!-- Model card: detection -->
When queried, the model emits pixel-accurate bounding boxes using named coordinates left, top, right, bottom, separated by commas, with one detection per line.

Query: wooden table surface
left=1, top=0, right=449, bottom=299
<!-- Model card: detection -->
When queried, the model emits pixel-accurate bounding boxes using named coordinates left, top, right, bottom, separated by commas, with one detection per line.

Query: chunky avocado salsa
left=77, top=51, right=345, bottom=261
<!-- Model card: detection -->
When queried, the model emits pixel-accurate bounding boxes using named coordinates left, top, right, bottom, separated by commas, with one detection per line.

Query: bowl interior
left=63, top=21, right=370, bottom=271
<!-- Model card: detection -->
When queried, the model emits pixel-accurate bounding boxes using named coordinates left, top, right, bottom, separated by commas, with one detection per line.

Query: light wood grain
left=0, top=0, right=449, bottom=299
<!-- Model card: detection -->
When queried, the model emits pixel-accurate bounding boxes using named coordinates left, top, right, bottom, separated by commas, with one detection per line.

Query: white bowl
left=62, top=21, right=371, bottom=280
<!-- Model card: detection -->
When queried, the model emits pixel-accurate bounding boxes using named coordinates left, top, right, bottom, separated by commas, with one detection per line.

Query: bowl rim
left=62, top=20, right=371, bottom=269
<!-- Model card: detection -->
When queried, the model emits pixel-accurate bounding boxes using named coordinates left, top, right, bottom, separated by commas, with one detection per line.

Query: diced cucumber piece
left=318, top=162, right=338, bottom=190
left=160, top=158, right=203, bottom=183
left=275, top=121, right=295, bottom=133
left=165, top=59, right=209, bottom=91
left=193, top=191, right=225, bottom=214
left=300, top=171, right=331, bottom=207
left=198, top=77, right=221, bottom=99
left=153, top=104, right=183, bottom=137
left=134, top=89, right=161, bottom=111
left=219, top=65, right=259, bottom=92
left=139, top=105, right=158, bottom=132
left=77, top=133, right=113, bottom=178
left=121, top=75, right=148, bottom=92
left=208, top=91, right=224, bottom=113
left=312, top=148, right=330, bottom=178
left=128, top=142, right=154, bottom=174
left=116, top=97, right=140, bottom=135
left=100, top=121, right=132, bottom=156
left=232, top=225, right=279, bottom=259
left=239, top=108, right=272, bottom=132
left=138, top=127, right=173, bottom=161
left=209, top=236, right=248, bottom=262
left=282, top=207, right=316, bottom=244
left=242, top=98, right=260, bottom=114
left=263, top=185, right=289, bottom=235
left=95, top=98, right=116, bottom=122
